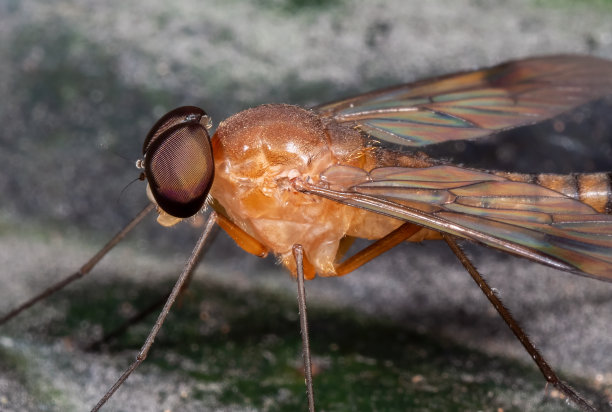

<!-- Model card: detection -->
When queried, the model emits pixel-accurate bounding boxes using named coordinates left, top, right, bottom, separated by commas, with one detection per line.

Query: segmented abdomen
left=495, top=171, right=612, bottom=214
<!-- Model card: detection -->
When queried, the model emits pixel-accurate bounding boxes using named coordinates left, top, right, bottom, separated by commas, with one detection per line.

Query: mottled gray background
left=1, top=0, right=612, bottom=411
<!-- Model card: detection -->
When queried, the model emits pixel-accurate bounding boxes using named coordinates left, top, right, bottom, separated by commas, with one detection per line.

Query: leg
left=443, top=234, right=595, bottom=412
left=91, top=212, right=269, bottom=349
left=91, top=211, right=218, bottom=412
left=0, top=203, right=155, bottom=325
left=334, top=223, right=421, bottom=276
left=86, top=291, right=173, bottom=351
left=87, top=258, right=202, bottom=351
left=293, top=244, right=316, bottom=412
left=216, top=211, right=268, bottom=257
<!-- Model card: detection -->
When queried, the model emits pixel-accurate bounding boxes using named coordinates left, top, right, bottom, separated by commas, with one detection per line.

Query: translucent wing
left=301, top=165, right=612, bottom=280
left=315, top=55, right=612, bottom=147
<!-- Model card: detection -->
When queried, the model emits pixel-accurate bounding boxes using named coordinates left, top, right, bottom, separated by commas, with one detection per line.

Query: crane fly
left=2, top=54, right=612, bottom=411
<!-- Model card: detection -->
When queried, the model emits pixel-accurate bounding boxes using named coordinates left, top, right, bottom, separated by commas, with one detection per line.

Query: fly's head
left=139, top=106, right=215, bottom=226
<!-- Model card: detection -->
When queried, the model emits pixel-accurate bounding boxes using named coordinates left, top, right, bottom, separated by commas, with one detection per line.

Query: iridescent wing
left=299, top=164, right=612, bottom=280
left=315, top=55, right=612, bottom=147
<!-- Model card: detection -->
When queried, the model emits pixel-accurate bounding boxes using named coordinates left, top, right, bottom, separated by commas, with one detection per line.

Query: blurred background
left=1, top=0, right=612, bottom=411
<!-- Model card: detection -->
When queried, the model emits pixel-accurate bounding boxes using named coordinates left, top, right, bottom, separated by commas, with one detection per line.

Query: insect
left=2, top=55, right=612, bottom=411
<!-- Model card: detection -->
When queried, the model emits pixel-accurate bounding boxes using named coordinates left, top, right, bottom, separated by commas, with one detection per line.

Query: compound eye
left=143, top=106, right=208, bottom=155
left=144, top=109, right=214, bottom=218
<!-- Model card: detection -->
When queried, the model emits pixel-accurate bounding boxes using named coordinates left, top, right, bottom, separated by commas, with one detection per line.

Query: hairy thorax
left=209, top=104, right=435, bottom=277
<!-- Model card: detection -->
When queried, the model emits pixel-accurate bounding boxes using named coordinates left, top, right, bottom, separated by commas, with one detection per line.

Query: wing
left=297, top=165, right=612, bottom=280
left=315, top=55, right=612, bottom=147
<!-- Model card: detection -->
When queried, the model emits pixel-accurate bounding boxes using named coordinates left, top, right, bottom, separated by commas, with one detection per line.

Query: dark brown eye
left=144, top=107, right=214, bottom=218
left=143, top=106, right=208, bottom=155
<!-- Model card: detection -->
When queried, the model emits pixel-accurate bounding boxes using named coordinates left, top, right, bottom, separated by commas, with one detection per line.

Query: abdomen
left=495, top=171, right=612, bottom=214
